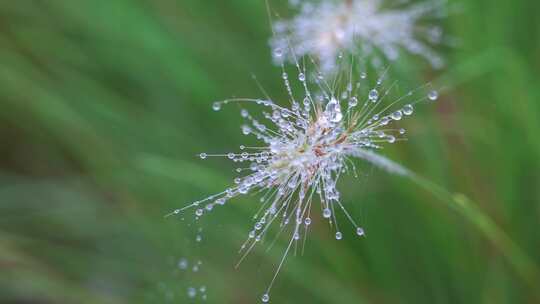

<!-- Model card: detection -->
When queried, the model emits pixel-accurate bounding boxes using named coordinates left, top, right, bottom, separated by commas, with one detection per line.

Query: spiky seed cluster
left=170, top=62, right=438, bottom=302
left=271, top=0, right=445, bottom=72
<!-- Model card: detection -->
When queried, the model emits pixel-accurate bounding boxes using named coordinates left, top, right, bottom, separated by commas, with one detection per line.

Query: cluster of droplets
left=174, top=222, right=209, bottom=301
left=187, top=285, right=207, bottom=301
left=178, top=257, right=203, bottom=273
left=170, top=58, right=439, bottom=302
left=155, top=247, right=207, bottom=302
left=270, top=0, right=446, bottom=72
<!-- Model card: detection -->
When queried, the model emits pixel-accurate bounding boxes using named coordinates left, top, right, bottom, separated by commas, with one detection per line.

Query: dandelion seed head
left=173, top=49, right=439, bottom=301
left=270, top=0, right=446, bottom=72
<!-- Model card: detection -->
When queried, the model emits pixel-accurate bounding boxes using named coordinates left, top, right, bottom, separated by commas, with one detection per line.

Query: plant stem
left=406, top=172, right=540, bottom=296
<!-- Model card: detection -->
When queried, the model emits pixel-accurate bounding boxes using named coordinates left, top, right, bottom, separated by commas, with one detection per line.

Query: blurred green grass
left=1, top=0, right=539, bottom=303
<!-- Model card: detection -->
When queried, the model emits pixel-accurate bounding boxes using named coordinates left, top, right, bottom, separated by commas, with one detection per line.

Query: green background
left=1, top=0, right=539, bottom=303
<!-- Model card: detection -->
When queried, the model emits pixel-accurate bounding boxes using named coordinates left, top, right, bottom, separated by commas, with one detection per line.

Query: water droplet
left=178, top=258, right=188, bottom=270
left=187, top=287, right=197, bottom=298
left=195, top=234, right=202, bottom=242
left=399, top=128, right=406, bottom=134
left=369, top=89, right=379, bottom=101
left=391, top=111, right=403, bottom=120
left=402, top=104, right=414, bottom=115
left=212, top=102, right=221, bottom=111
left=387, top=135, right=396, bottom=143
left=241, top=109, right=249, bottom=117
left=274, top=48, right=283, bottom=58
left=238, top=187, right=248, bottom=194
left=348, top=96, right=358, bottom=107
left=325, top=98, right=343, bottom=123
left=335, top=231, right=343, bottom=240
left=261, top=294, right=270, bottom=302
left=428, top=90, right=439, bottom=101
left=356, top=227, right=365, bottom=236
left=323, top=208, right=332, bottom=218
left=360, top=72, right=367, bottom=79
left=199, top=153, right=207, bottom=159
left=304, top=217, right=312, bottom=225
left=298, top=73, right=306, bottom=82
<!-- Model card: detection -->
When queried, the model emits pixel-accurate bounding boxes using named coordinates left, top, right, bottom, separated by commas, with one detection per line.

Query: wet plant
left=168, top=53, right=439, bottom=302
left=271, top=0, right=447, bottom=72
